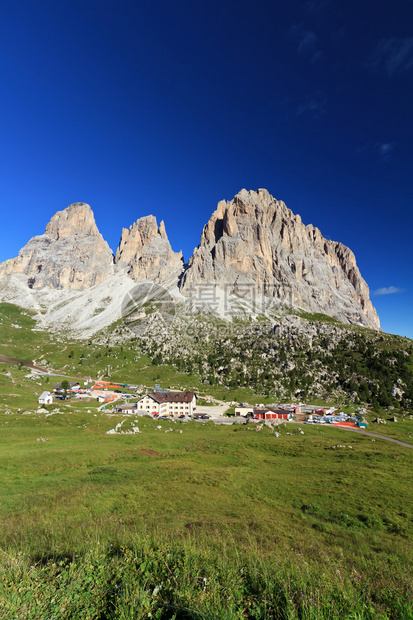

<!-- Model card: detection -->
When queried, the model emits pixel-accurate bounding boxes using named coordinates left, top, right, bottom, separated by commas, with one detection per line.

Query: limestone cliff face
left=114, top=215, right=184, bottom=283
left=0, top=192, right=380, bottom=331
left=180, top=189, right=380, bottom=329
left=0, top=203, right=114, bottom=290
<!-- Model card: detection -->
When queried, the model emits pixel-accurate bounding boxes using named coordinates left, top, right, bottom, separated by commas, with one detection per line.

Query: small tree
left=60, top=380, right=71, bottom=399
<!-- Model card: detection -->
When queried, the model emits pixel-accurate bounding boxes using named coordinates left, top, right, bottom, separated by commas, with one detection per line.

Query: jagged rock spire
left=114, top=215, right=184, bottom=283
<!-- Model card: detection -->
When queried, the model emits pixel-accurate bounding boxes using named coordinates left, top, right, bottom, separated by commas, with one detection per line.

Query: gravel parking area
left=194, top=405, right=230, bottom=418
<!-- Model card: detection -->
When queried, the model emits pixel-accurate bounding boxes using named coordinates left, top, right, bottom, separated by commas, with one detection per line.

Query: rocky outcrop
left=180, top=189, right=380, bottom=329
left=0, top=203, right=114, bottom=290
left=114, top=215, right=184, bottom=283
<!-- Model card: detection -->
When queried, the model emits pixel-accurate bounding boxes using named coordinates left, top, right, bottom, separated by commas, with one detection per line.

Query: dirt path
left=0, top=354, right=48, bottom=373
left=97, top=396, right=121, bottom=411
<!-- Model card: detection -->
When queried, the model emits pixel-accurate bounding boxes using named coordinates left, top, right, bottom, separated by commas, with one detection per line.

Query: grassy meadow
left=0, top=302, right=413, bottom=618
left=0, top=408, right=412, bottom=618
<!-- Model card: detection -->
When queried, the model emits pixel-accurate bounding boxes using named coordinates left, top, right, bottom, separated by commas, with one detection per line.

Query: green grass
left=1, top=302, right=413, bottom=617
left=0, top=409, right=411, bottom=617
left=2, top=537, right=410, bottom=619
left=291, top=310, right=341, bottom=324
left=363, top=415, right=413, bottom=445
left=0, top=298, right=290, bottom=408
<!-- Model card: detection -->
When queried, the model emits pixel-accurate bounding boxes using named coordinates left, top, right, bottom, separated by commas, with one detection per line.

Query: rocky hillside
left=181, top=189, right=379, bottom=329
left=106, top=309, right=413, bottom=412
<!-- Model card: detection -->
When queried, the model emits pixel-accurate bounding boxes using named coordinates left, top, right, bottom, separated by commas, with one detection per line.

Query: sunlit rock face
left=114, top=215, right=184, bottom=283
left=0, top=191, right=380, bottom=331
left=180, top=188, right=380, bottom=329
left=0, top=202, right=114, bottom=290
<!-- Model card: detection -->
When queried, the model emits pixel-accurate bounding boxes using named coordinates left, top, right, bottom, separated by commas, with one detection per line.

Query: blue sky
left=0, top=0, right=412, bottom=338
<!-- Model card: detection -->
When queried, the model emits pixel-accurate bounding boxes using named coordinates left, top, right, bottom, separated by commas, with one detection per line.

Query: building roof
left=142, top=391, right=196, bottom=404
left=253, top=407, right=290, bottom=415
left=115, top=404, right=138, bottom=411
left=39, top=391, right=51, bottom=399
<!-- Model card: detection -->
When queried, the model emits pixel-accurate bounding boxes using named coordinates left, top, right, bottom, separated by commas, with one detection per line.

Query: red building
left=253, top=407, right=292, bottom=420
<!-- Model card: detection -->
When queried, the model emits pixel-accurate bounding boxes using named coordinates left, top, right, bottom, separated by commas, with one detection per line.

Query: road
left=335, top=426, right=413, bottom=448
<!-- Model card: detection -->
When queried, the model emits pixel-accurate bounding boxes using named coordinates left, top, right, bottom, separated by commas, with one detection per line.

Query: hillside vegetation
left=107, top=307, right=413, bottom=413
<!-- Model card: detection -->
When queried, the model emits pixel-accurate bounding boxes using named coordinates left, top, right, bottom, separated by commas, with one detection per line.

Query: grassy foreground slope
left=0, top=410, right=412, bottom=618
left=0, top=302, right=413, bottom=618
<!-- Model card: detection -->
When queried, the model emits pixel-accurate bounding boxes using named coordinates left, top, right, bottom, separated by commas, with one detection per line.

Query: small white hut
left=38, top=391, right=53, bottom=405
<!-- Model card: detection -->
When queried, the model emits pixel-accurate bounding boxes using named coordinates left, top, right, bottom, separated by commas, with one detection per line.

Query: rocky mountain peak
left=0, top=202, right=114, bottom=291
left=180, top=189, right=380, bottom=330
left=0, top=190, right=381, bottom=332
left=114, top=215, right=184, bottom=283
left=45, top=202, right=102, bottom=240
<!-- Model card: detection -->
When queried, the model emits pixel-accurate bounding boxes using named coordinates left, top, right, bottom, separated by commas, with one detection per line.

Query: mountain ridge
left=0, top=189, right=380, bottom=333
